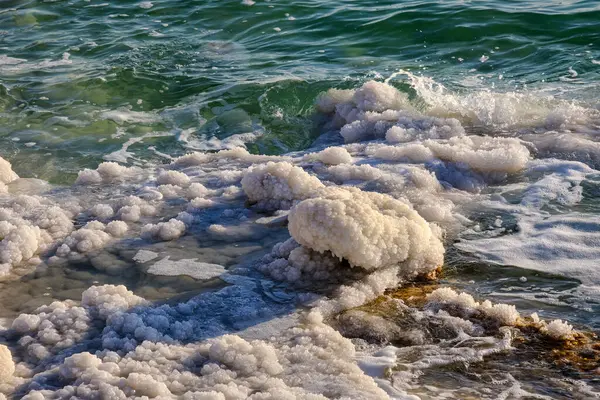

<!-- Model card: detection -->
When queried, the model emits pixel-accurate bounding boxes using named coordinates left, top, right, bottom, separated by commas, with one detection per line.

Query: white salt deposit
left=0, top=157, right=18, bottom=185
left=288, top=187, right=444, bottom=274
left=132, top=249, right=159, bottom=263
left=0, top=345, right=14, bottom=383
left=3, top=285, right=388, bottom=399
left=306, top=146, right=353, bottom=165
left=75, top=162, right=141, bottom=184
left=105, top=220, right=128, bottom=237
left=367, top=143, right=435, bottom=163
left=157, top=170, right=191, bottom=187
left=427, top=287, right=520, bottom=326
left=89, top=203, right=114, bottom=219
left=385, top=116, right=465, bottom=143
left=241, top=161, right=324, bottom=210
left=141, top=218, right=186, bottom=241
left=146, top=256, right=225, bottom=280
left=0, top=194, right=75, bottom=275
left=542, top=319, right=575, bottom=340
left=424, top=136, right=530, bottom=174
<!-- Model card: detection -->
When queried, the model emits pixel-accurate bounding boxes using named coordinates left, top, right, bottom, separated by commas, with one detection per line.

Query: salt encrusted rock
left=289, top=187, right=444, bottom=274
left=241, top=161, right=324, bottom=210
left=542, top=319, right=575, bottom=340
left=426, top=288, right=520, bottom=326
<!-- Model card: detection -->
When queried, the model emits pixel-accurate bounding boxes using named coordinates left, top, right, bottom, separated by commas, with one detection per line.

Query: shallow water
left=1, top=0, right=600, bottom=399
left=2, top=0, right=600, bottom=182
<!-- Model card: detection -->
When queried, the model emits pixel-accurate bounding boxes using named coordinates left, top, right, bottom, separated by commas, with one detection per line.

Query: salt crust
left=0, top=77, right=586, bottom=398
left=426, top=287, right=574, bottom=339
left=6, top=285, right=387, bottom=400
left=0, top=345, right=14, bottom=384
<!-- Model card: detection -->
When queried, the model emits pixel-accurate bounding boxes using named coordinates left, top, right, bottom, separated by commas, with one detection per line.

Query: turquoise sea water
left=2, top=0, right=600, bottom=182
left=1, top=1, right=600, bottom=399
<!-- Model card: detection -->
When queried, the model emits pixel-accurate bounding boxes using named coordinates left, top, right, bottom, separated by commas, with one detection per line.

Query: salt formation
left=9, top=285, right=146, bottom=365
left=0, top=195, right=75, bottom=276
left=89, top=204, right=114, bottom=220
left=365, top=136, right=531, bottom=183
left=56, top=222, right=111, bottom=256
left=426, top=287, right=520, bottom=326
left=425, top=287, right=578, bottom=341
left=0, top=156, right=18, bottom=194
left=288, top=187, right=443, bottom=273
left=384, top=117, right=465, bottom=143
left=115, top=195, right=158, bottom=222
left=172, top=147, right=288, bottom=167
left=316, top=80, right=466, bottom=143
left=367, top=143, right=434, bottom=163
left=5, top=286, right=388, bottom=399
left=0, top=345, right=14, bottom=384
left=257, top=238, right=366, bottom=286
left=241, top=162, right=324, bottom=210
left=542, top=319, right=575, bottom=340
left=240, top=156, right=445, bottom=315
left=313, top=80, right=531, bottom=195
left=423, top=136, right=530, bottom=175
left=75, top=162, right=141, bottom=184
left=305, top=147, right=353, bottom=165
left=141, top=218, right=187, bottom=241
left=156, top=170, right=191, bottom=187
left=105, top=220, right=129, bottom=237
left=0, top=157, right=18, bottom=184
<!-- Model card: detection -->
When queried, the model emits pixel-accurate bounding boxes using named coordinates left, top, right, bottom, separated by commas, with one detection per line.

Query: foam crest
left=398, top=69, right=595, bottom=129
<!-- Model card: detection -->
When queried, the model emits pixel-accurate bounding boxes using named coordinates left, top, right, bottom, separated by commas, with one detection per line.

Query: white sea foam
left=0, top=55, right=26, bottom=66
left=458, top=213, right=600, bottom=286
left=100, top=109, right=160, bottom=125
left=395, top=70, right=595, bottom=129
left=458, top=158, right=600, bottom=287
left=0, top=53, right=73, bottom=74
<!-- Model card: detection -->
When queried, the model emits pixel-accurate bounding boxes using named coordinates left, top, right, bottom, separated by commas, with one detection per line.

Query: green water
left=2, top=0, right=600, bottom=183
